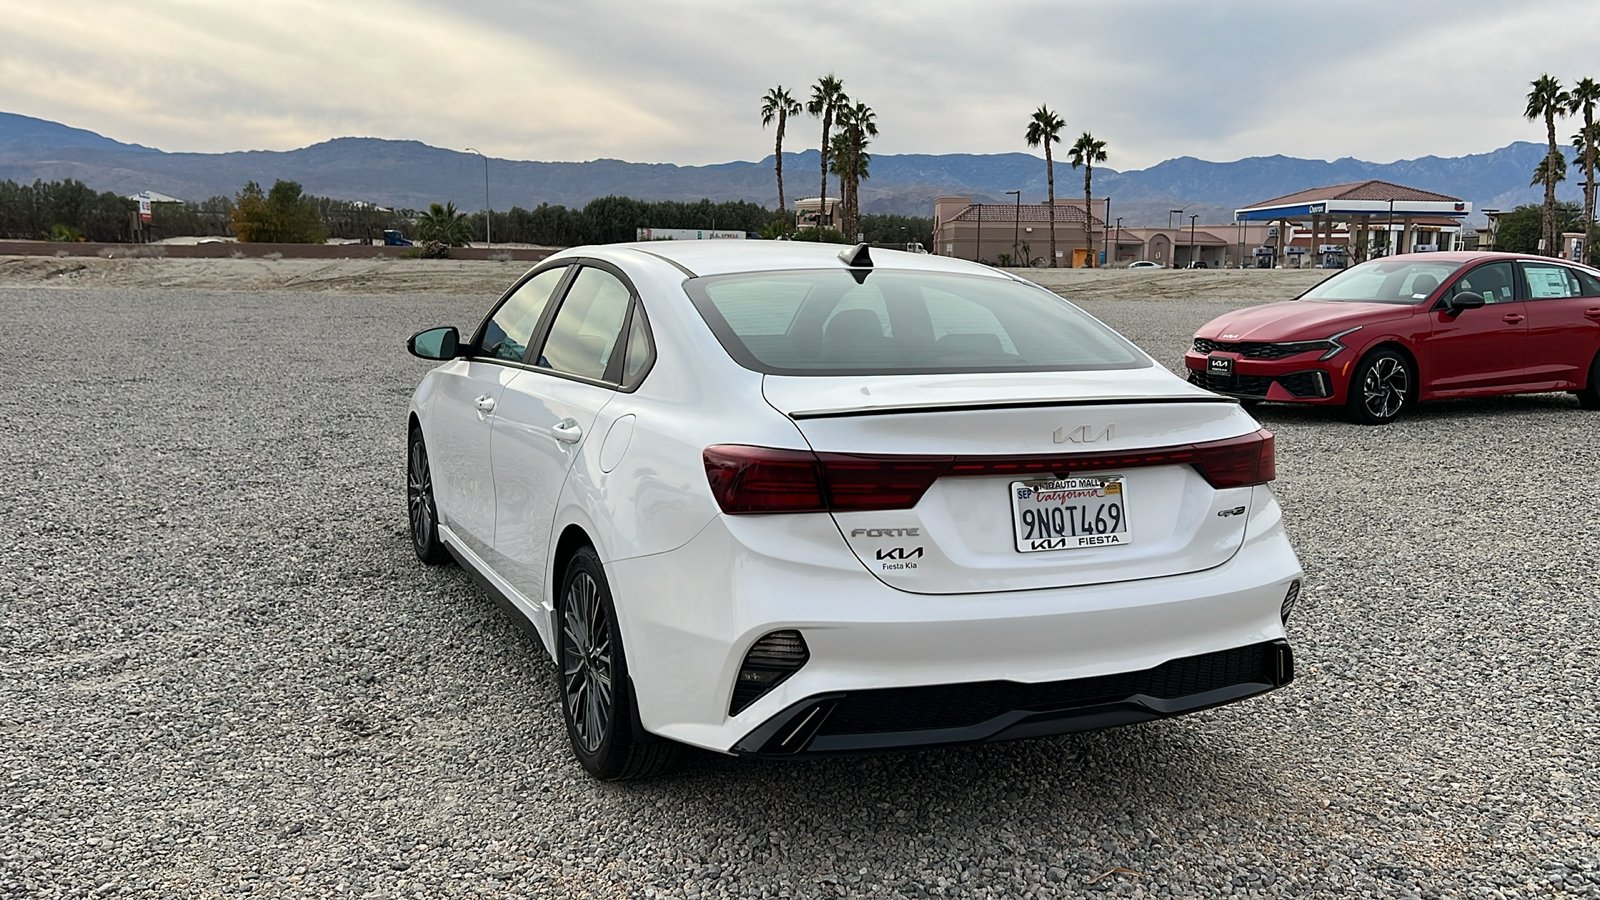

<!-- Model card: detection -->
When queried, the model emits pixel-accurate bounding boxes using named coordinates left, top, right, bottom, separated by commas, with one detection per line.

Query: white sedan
left=405, top=241, right=1302, bottom=780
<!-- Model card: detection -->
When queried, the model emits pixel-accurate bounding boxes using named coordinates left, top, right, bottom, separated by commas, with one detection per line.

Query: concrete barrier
left=0, top=240, right=559, bottom=262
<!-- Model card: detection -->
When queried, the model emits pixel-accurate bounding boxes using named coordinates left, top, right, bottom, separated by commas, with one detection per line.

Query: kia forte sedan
left=405, top=241, right=1302, bottom=779
left=1186, top=252, right=1600, bottom=424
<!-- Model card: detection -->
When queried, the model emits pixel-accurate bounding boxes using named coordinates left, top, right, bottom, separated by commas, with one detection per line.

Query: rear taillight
left=702, top=445, right=828, bottom=514
left=704, top=429, right=1274, bottom=515
left=1190, top=429, right=1275, bottom=488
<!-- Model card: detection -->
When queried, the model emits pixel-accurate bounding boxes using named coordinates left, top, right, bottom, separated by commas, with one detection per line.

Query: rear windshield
left=1299, top=258, right=1466, bottom=304
left=684, top=269, right=1149, bottom=375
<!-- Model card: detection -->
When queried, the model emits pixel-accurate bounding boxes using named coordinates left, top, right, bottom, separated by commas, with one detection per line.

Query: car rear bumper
left=605, top=485, right=1303, bottom=755
left=1184, top=351, right=1347, bottom=404
left=731, top=640, right=1293, bottom=756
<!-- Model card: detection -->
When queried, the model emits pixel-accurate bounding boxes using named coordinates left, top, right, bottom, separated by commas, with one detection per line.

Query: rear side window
left=1521, top=263, right=1582, bottom=299
left=685, top=269, right=1147, bottom=375
left=536, top=266, right=632, bottom=381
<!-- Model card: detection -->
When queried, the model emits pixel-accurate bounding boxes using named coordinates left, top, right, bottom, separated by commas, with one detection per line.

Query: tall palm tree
left=1067, top=132, right=1108, bottom=268
left=1024, top=106, right=1065, bottom=267
left=760, top=85, right=802, bottom=236
left=1526, top=74, right=1570, bottom=257
left=1569, top=77, right=1600, bottom=265
left=807, top=74, right=847, bottom=239
left=831, top=101, right=877, bottom=241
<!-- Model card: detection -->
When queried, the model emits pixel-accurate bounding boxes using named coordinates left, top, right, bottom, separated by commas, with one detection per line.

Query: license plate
left=1207, top=354, right=1234, bottom=382
left=1010, top=477, right=1131, bottom=553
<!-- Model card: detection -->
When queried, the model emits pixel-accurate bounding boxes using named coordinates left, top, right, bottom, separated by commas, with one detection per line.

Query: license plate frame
left=1207, top=354, right=1234, bottom=385
left=1009, top=476, right=1132, bottom=553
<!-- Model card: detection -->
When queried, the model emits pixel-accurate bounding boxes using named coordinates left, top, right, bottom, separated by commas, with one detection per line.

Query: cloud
left=3, top=0, right=1599, bottom=169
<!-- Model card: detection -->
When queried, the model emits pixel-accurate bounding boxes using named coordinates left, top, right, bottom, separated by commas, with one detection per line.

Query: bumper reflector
left=1281, top=579, right=1301, bottom=623
left=729, top=630, right=810, bottom=715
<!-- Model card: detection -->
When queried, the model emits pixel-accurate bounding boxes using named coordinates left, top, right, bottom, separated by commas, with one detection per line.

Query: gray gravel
left=2, top=284, right=1598, bottom=899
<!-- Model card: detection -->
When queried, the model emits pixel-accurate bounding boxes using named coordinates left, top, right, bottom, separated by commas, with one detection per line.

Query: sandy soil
left=0, top=254, right=1333, bottom=301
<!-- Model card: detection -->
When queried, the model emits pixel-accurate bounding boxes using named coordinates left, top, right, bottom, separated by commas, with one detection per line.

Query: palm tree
left=416, top=201, right=473, bottom=246
left=760, top=85, right=802, bottom=236
left=1530, top=150, right=1567, bottom=191
left=1024, top=106, right=1065, bottom=267
left=1067, top=132, right=1108, bottom=268
left=1569, top=77, right=1600, bottom=265
left=1526, top=74, right=1570, bottom=256
left=830, top=101, right=877, bottom=241
left=807, top=74, right=847, bottom=239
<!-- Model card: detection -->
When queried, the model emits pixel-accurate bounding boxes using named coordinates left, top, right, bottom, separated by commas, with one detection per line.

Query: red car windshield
left=1299, top=259, right=1466, bottom=304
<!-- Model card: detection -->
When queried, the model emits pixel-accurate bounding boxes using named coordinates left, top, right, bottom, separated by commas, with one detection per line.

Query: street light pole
left=1189, top=214, right=1199, bottom=268
left=1114, top=216, right=1122, bottom=264
left=1386, top=198, right=1395, bottom=258
left=466, top=148, right=491, bottom=250
left=1005, top=190, right=1021, bottom=266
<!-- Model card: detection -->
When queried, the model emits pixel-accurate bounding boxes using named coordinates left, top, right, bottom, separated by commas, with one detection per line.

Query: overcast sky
left=5, top=0, right=1599, bottom=171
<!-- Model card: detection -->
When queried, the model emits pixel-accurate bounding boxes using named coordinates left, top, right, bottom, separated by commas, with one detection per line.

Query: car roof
left=1376, top=250, right=1587, bottom=266
left=598, top=240, right=1013, bottom=279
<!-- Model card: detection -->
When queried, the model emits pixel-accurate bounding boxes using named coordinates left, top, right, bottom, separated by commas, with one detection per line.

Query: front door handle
left=1501, top=313, right=1525, bottom=324
left=474, top=394, right=497, bottom=413
left=1585, top=307, right=1600, bottom=320
left=551, top=419, right=583, bottom=444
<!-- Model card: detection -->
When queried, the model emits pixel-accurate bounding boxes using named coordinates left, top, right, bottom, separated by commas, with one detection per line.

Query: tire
left=1345, top=348, right=1413, bottom=425
left=1576, top=350, right=1600, bottom=410
left=556, top=547, right=682, bottom=781
left=406, top=428, right=451, bottom=565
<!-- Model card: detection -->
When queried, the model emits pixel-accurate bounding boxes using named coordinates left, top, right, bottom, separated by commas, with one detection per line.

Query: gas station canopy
left=1236, top=180, right=1470, bottom=221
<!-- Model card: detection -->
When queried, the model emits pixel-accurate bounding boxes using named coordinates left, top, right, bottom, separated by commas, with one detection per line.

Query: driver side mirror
left=1443, top=291, right=1486, bottom=315
left=408, top=326, right=460, bottom=360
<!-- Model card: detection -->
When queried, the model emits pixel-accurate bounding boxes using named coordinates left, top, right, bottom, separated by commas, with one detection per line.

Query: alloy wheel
left=562, top=572, right=614, bottom=754
left=1362, top=356, right=1409, bottom=420
left=407, top=439, right=435, bottom=551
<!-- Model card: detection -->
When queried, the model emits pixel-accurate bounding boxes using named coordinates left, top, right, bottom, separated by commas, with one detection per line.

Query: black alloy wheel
left=555, top=546, right=682, bottom=781
left=407, top=429, right=450, bottom=565
left=1346, top=348, right=1412, bottom=425
left=1576, top=350, right=1600, bottom=410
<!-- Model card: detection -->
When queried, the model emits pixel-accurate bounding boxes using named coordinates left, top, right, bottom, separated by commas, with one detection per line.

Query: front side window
left=686, top=269, right=1147, bottom=375
left=479, top=266, right=567, bottom=362
left=1520, top=263, right=1582, bottom=300
left=1452, top=262, right=1517, bottom=304
left=1300, top=258, right=1466, bottom=304
left=537, top=266, right=632, bottom=381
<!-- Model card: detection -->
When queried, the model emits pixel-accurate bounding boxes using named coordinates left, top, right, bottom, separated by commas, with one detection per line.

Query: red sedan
left=1185, top=252, right=1600, bottom=424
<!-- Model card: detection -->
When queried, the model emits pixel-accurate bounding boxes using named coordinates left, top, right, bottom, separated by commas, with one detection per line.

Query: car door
left=1518, top=261, right=1600, bottom=387
left=427, top=264, right=570, bottom=557
left=488, top=263, right=637, bottom=603
left=1424, top=260, right=1528, bottom=393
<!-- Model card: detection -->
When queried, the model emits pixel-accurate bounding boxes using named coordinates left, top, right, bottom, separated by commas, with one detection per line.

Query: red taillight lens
left=703, top=445, right=827, bottom=514
left=816, top=453, right=951, bottom=511
left=1191, top=429, right=1275, bottom=488
left=705, top=430, right=1274, bottom=515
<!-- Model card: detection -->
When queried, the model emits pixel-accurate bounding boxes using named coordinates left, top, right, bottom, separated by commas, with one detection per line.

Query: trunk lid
left=764, top=372, right=1262, bottom=595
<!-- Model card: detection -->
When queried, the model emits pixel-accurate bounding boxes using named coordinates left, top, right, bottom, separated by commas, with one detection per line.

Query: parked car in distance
left=1129, top=260, right=1162, bottom=269
left=1186, top=251, right=1600, bottom=424
left=405, top=241, right=1303, bottom=779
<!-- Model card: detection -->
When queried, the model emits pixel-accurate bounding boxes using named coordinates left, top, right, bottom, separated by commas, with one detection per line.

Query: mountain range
left=0, top=111, right=1583, bottom=227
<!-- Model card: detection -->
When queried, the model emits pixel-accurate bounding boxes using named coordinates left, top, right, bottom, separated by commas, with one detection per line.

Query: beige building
left=933, top=197, right=1105, bottom=266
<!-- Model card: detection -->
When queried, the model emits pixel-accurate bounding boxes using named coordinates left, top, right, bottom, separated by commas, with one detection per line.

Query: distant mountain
left=0, top=111, right=1582, bottom=225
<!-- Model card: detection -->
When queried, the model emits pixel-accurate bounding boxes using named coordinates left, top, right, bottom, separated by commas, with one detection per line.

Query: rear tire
left=407, top=429, right=450, bottom=565
left=1345, top=348, right=1412, bottom=425
left=556, top=547, right=682, bottom=781
left=1576, top=350, right=1600, bottom=410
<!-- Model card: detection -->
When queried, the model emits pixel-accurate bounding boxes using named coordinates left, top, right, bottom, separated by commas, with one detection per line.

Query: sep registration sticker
left=1010, top=477, right=1131, bottom=552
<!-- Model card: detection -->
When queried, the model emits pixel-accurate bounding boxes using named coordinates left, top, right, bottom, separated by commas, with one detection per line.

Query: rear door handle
left=551, top=419, right=583, bottom=444
left=1501, top=314, right=1525, bottom=324
left=474, top=394, right=496, bottom=413
left=1585, top=307, right=1600, bottom=319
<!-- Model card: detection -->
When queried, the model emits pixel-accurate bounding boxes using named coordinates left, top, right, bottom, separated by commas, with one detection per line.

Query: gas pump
left=1253, top=246, right=1276, bottom=268
left=1318, top=244, right=1347, bottom=269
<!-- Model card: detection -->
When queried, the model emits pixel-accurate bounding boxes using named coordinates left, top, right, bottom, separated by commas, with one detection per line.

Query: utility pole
left=467, top=148, right=491, bottom=250
left=1005, top=190, right=1021, bottom=265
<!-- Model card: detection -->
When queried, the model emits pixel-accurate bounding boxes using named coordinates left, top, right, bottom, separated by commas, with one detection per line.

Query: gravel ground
left=2, top=279, right=1598, bottom=899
